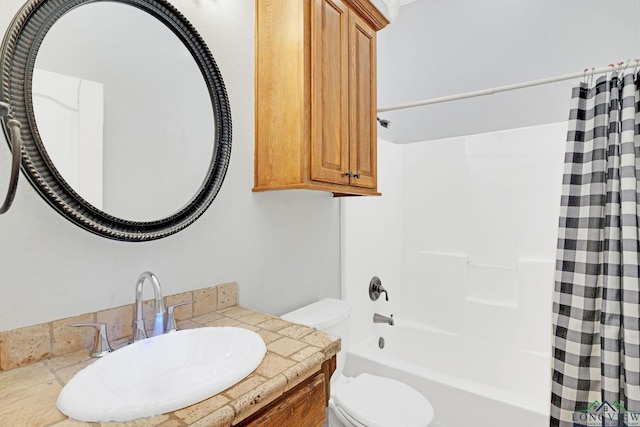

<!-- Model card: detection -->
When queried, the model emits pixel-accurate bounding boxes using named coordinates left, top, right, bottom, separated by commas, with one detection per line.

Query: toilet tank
left=281, top=298, right=351, bottom=378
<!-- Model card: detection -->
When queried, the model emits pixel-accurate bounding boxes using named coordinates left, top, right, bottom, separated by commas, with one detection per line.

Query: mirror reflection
left=32, top=2, right=215, bottom=222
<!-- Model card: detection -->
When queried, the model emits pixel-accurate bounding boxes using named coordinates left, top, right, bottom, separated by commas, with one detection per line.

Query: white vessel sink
left=57, top=327, right=267, bottom=422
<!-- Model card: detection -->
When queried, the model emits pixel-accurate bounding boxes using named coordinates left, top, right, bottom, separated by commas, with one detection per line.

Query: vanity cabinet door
left=243, top=372, right=327, bottom=427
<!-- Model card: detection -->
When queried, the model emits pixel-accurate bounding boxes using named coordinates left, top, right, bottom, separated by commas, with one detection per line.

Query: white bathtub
left=343, top=318, right=550, bottom=427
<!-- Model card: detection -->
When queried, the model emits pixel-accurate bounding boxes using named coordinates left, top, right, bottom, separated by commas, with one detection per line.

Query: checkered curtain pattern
left=550, top=71, right=640, bottom=426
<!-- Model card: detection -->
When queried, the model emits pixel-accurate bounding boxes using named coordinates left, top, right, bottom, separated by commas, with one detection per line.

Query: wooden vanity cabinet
left=235, top=357, right=336, bottom=427
left=254, top=0, right=389, bottom=196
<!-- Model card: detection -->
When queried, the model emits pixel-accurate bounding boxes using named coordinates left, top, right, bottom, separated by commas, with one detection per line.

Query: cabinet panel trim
left=343, top=0, right=389, bottom=31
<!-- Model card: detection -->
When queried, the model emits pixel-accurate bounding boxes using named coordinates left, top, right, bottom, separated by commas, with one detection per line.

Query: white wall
left=0, top=0, right=341, bottom=331
left=344, top=122, right=566, bottom=355
left=377, top=0, right=640, bottom=143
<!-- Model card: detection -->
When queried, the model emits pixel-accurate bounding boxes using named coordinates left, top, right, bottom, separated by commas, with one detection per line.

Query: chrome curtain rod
left=377, top=60, right=640, bottom=113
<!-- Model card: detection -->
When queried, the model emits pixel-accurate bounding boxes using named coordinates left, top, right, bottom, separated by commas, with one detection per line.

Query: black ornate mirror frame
left=0, top=0, right=232, bottom=241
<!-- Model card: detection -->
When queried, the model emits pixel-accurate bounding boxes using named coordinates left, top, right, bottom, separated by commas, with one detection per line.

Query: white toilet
left=281, top=298, right=434, bottom=427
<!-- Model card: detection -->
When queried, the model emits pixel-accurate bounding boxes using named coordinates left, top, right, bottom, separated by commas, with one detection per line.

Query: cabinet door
left=244, top=373, right=326, bottom=427
left=310, top=0, right=350, bottom=186
left=348, top=10, right=377, bottom=189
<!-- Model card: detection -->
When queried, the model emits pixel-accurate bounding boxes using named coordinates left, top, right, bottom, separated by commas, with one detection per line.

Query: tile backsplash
left=0, top=282, right=238, bottom=371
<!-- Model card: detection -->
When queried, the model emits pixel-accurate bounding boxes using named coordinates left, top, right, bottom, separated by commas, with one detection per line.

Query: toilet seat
left=333, top=373, right=434, bottom=427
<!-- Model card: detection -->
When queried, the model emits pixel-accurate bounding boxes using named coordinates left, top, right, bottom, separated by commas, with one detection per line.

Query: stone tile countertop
left=0, top=305, right=340, bottom=427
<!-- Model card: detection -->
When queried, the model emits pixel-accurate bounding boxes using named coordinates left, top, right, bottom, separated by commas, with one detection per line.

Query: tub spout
left=373, top=313, right=394, bottom=326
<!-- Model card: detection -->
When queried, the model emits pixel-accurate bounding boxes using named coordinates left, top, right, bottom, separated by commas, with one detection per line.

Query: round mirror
left=0, top=0, right=232, bottom=240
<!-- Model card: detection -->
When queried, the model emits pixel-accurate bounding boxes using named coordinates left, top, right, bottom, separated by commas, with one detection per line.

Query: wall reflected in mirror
left=32, top=1, right=215, bottom=222
left=33, top=69, right=105, bottom=210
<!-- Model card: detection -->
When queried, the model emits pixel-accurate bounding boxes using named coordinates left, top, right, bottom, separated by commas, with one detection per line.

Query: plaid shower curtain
left=551, top=71, right=640, bottom=426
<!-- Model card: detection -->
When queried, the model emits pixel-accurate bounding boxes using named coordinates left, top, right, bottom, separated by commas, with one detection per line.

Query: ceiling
left=377, top=0, right=418, bottom=20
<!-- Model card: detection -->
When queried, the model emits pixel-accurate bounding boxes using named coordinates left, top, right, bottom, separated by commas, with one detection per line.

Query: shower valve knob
left=369, top=276, right=389, bottom=301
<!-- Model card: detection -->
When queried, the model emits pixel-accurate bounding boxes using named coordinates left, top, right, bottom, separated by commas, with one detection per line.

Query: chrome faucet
left=373, top=313, right=394, bottom=326
left=131, top=271, right=166, bottom=342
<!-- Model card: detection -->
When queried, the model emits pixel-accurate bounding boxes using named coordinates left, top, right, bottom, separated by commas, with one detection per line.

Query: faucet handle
left=165, top=301, right=193, bottom=333
left=369, top=276, right=389, bottom=301
left=69, top=322, right=113, bottom=358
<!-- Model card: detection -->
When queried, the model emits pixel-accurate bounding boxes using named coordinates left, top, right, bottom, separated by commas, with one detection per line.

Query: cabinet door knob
left=353, top=172, right=361, bottom=179
left=344, top=171, right=354, bottom=177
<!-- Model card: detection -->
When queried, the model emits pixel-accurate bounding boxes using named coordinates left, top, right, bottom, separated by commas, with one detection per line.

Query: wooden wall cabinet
left=254, top=0, right=389, bottom=196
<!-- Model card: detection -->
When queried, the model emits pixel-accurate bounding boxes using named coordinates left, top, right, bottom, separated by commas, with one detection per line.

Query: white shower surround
left=341, top=122, right=567, bottom=424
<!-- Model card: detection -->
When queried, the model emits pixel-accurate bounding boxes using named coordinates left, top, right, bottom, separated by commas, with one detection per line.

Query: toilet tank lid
left=280, top=298, right=350, bottom=330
